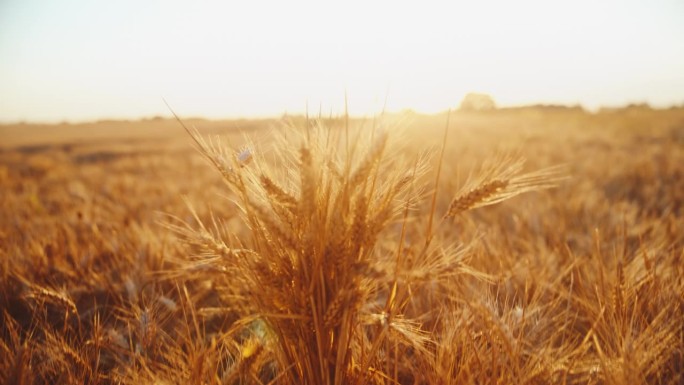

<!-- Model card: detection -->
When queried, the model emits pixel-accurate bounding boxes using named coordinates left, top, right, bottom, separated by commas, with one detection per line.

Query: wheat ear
left=445, top=156, right=566, bottom=217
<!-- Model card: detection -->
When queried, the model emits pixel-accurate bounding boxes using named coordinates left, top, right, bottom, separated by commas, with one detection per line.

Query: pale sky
left=0, top=0, right=683, bottom=122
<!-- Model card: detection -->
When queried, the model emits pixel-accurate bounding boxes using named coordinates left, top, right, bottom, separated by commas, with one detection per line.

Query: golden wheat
left=1, top=108, right=682, bottom=385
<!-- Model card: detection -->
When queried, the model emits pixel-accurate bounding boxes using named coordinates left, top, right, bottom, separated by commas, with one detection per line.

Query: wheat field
left=1, top=106, right=683, bottom=384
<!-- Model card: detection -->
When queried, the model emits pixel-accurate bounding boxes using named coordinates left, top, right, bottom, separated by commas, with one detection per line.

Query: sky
left=0, top=0, right=683, bottom=123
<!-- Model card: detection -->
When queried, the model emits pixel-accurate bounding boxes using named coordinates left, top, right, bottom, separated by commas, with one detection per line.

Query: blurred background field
left=2, top=106, right=682, bottom=236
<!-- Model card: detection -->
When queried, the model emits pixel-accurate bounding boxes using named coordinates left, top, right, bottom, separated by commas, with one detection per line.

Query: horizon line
left=2, top=101, right=683, bottom=126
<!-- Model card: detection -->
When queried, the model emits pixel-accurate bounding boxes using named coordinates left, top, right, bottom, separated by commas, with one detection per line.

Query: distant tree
left=623, top=103, right=652, bottom=111
left=459, top=93, right=497, bottom=111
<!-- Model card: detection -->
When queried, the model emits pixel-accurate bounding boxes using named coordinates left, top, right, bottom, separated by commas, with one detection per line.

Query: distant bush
left=459, top=92, right=497, bottom=111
